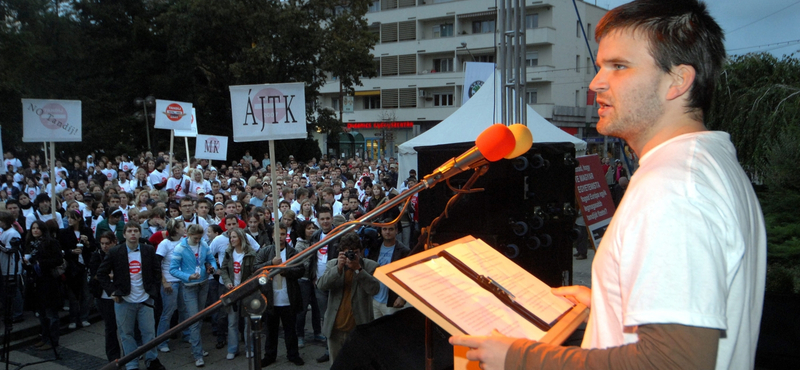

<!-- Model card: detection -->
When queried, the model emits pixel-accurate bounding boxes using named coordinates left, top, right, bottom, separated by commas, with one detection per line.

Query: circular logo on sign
left=253, top=88, right=288, bottom=124
left=468, top=80, right=484, bottom=98
left=165, top=103, right=186, bottom=121
left=129, top=260, right=141, bottom=274
left=38, top=103, right=68, bottom=130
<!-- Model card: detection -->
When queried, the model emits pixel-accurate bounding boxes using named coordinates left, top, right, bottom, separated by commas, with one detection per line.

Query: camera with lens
left=344, top=250, right=357, bottom=261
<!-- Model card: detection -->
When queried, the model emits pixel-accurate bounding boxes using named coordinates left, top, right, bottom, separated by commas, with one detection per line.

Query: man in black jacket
left=96, top=222, right=165, bottom=370
left=254, top=224, right=305, bottom=366
left=366, top=222, right=410, bottom=319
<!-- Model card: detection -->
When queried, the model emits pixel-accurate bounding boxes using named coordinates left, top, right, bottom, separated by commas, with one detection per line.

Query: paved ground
left=0, top=249, right=594, bottom=370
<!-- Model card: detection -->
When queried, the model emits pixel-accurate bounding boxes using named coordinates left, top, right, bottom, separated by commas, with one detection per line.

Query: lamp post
left=134, top=95, right=156, bottom=152
left=459, top=42, right=476, bottom=62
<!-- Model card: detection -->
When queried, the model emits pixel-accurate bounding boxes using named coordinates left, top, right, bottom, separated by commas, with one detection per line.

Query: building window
left=472, top=19, right=495, bottom=34
left=576, top=55, right=580, bottom=72
left=434, top=93, right=454, bottom=106
left=332, top=97, right=341, bottom=111
left=433, top=58, right=454, bottom=72
left=434, top=23, right=453, bottom=38
left=575, top=90, right=580, bottom=107
left=475, top=55, right=494, bottom=63
left=526, top=88, right=538, bottom=104
left=587, top=23, right=592, bottom=39
left=577, top=20, right=581, bottom=37
left=525, top=13, right=538, bottom=29
left=368, top=0, right=380, bottom=13
left=363, top=95, right=381, bottom=110
left=526, top=51, right=539, bottom=67
left=586, top=58, right=591, bottom=74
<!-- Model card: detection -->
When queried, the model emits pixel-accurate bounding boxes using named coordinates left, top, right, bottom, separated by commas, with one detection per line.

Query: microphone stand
left=101, top=173, right=448, bottom=370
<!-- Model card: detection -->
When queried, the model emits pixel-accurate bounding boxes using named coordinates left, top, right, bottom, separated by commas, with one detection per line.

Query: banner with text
left=154, top=99, right=193, bottom=131
left=229, top=82, right=306, bottom=142
left=462, top=62, right=495, bottom=105
left=22, top=99, right=82, bottom=142
left=575, top=154, right=615, bottom=249
left=194, top=134, right=228, bottom=161
left=174, top=108, right=198, bottom=137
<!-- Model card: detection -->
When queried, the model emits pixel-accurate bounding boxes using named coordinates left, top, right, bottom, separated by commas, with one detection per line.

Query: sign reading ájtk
left=194, top=134, right=228, bottom=161
left=229, top=82, right=306, bottom=142
left=22, top=99, right=82, bottom=142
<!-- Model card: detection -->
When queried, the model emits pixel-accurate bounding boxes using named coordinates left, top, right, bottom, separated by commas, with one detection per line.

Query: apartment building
left=314, top=0, right=607, bottom=160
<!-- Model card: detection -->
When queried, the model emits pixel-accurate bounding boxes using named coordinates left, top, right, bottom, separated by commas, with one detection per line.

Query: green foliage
left=0, top=0, right=376, bottom=160
left=707, top=53, right=800, bottom=178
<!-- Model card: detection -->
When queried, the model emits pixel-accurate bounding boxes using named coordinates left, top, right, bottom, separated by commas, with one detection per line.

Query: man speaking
left=451, top=1, right=766, bottom=369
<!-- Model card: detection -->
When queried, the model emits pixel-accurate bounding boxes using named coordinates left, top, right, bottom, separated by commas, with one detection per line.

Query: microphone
left=422, top=124, right=517, bottom=186
left=505, top=123, right=534, bottom=159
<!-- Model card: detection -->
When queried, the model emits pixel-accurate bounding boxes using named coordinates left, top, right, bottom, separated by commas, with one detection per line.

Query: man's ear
left=666, top=64, right=696, bottom=101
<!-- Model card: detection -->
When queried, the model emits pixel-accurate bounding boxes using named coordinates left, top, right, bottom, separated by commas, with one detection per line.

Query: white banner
left=174, top=108, right=198, bottom=137
left=194, top=134, right=228, bottom=161
left=22, top=99, right=82, bottom=142
left=462, top=62, right=496, bottom=105
left=229, top=82, right=306, bottom=142
left=154, top=99, right=193, bottom=131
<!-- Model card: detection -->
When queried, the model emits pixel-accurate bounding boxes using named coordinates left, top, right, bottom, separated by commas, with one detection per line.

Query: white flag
left=22, top=99, right=82, bottom=142
left=194, top=134, right=228, bottom=161
left=229, top=82, right=306, bottom=142
left=154, top=99, right=193, bottom=131
left=462, top=62, right=496, bottom=105
left=174, top=108, right=198, bottom=137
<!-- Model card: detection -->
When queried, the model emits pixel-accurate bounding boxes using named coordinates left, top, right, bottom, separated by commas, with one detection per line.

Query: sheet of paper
left=446, top=239, right=574, bottom=325
left=391, top=257, right=546, bottom=339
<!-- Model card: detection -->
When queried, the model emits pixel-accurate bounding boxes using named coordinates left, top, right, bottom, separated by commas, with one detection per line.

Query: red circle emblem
left=234, top=261, right=241, bottom=274
left=129, top=260, right=141, bottom=274
left=165, top=103, right=185, bottom=122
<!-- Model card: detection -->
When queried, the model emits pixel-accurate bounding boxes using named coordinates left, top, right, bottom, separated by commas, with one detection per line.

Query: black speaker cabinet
left=416, top=142, right=578, bottom=288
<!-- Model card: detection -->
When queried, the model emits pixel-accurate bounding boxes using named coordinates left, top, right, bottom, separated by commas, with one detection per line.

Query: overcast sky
left=594, top=0, right=800, bottom=57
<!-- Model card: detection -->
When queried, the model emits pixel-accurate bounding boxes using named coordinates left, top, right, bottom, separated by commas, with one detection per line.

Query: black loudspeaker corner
left=417, top=142, right=578, bottom=288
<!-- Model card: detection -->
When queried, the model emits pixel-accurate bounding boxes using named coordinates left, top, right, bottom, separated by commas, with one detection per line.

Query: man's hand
left=189, top=272, right=200, bottom=281
left=393, top=297, right=405, bottom=308
left=449, top=329, right=516, bottom=370
left=71, top=248, right=82, bottom=255
left=336, top=251, right=347, bottom=272
left=112, top=296, right=122, bottom=303
left=551, top=285, right=592, bottom=308
left=163, top=282, right=173, bottom=294
left=226, top=283, right=234, bottom=290
left=272, top=256, right=282, bottom=265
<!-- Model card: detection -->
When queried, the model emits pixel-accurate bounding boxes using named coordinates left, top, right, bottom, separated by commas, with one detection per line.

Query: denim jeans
left=115, top=299, right=157, bottom=370
left=183, top=282, right=209, bottom=360
left=296, top=279, right=321, bottom=338
left=155, top=282, right=188, bottom=350
left=225, top=304, right=251, bottom=354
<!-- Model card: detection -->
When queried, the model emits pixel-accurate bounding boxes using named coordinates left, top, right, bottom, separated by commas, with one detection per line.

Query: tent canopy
left=398, top=71, right=587, bottom=181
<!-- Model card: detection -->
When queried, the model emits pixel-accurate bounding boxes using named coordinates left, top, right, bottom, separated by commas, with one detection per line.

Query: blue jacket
left=169, top=238, right=217, bottom=284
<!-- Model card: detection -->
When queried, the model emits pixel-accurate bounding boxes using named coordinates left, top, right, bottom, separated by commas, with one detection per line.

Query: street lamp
left=134, top=95, right=156, bottom=152
left=459, top=42, right=476, bottom=62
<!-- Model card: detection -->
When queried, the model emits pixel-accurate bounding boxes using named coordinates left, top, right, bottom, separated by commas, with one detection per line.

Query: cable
left=727, top=38, right=800, bottom=52
left=727, top=0, right=800, bottom=34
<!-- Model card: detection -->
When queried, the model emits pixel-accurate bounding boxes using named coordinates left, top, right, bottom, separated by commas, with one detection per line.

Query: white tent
left=398, top=71, right=587, bottom=181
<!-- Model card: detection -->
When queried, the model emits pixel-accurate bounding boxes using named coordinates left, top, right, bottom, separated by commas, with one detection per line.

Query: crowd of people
left=0, top=149, right=420, bottom=369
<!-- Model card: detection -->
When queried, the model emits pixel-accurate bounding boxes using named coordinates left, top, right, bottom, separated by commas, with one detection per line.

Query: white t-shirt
left=166, top=176, right=190, bottom=199
left=272, top=248, right=289, bottom=306
left=315, top=230, right=329, bottom=280
left=156, top=239, right=182, bottom=283
left=3, top=158, right=22, bottom=172
left=583, top=132, right=766, bottom=370
left=149, top=169, right=167, bottom=189
left=0, top=228, right=22, bottom=275
left=232, top=250, right=244, bottom=287
left=124, top=248, right=149, bottom=303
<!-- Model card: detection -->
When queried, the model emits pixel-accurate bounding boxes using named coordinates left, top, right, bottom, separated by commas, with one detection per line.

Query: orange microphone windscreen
left=476, top=124, right=515, bottom=162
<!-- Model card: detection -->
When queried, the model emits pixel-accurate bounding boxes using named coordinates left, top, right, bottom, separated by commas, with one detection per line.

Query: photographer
left=0, top=211, right=24, bottom=323
left=316, top=231, right=380, bottom=364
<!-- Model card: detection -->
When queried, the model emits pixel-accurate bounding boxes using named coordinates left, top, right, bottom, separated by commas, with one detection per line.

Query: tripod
left=1, top=237, right=22, bottom=370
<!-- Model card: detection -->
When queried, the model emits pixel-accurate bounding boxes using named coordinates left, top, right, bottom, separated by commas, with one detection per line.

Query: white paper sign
left=22, top=99, right=82, bottom=142
left=154, top=99, right=193, bottom=131
left=194, top=134, right=228, bottom=161
left=229, top=82, right=306, bottom=142
left=174, top=108, right=198, bottom=137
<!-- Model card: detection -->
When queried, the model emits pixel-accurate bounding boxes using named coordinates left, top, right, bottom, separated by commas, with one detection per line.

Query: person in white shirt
left=27, top=194, right=63, bottom=230
left=451, top=2, right=767, bottom=370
